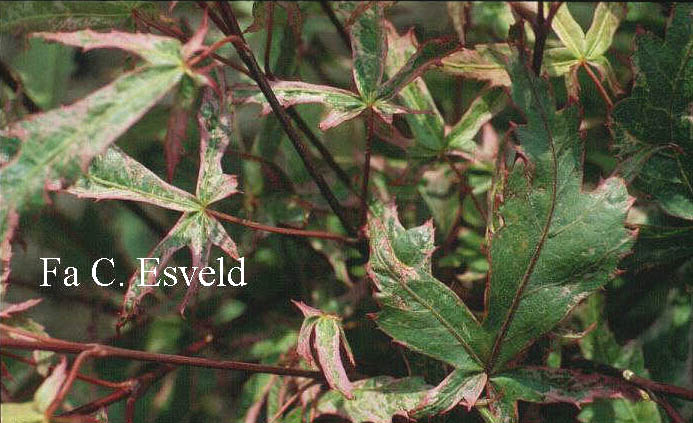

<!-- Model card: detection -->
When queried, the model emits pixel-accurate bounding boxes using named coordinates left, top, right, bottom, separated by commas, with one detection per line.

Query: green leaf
left=481, top=56, right=633, bottom=372
left=488, top=367, right=645, bottom=423
left=550, top=3, right=626, bottom=98
left=445, top=87, right=507, bottom=155
left=67, top=89, right=239, bottom=322
left=0, top=1, right=151, bottom=33
left=294, top=301, right=355, bottom=399
left=383, top=22, right=445, bottom=155
left=611, top=4, right=693, bottom=220
left=367, top=202, right=486, bottom=371
left=411, top=370, right=487, bottom=417
left=576, top=295, right=662, bottom=423
left=232, top=81, right=366, bottom=131
left=551, top=3, right=587, bottom=58
left=10, top=37, right=75, bottom=110
left=441, top=44, right=511, bottom=86
left=67, top=146, right=199, bottom=212
left=384, top=23, right=506, bottom=159
left=0, top=30, right=195, bottom=294
left=309, top=376, right=430, bottom=423
left=376, top=36, right=460, bottom=101
left=347, top=2, right=387, bottom=102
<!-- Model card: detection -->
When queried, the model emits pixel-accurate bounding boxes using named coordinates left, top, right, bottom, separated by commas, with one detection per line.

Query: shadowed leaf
left=611, top=3, right=693, bottom=220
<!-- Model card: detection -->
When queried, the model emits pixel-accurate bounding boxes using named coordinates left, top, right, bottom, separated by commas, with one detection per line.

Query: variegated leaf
left=293, top=301, right=355, bottom=399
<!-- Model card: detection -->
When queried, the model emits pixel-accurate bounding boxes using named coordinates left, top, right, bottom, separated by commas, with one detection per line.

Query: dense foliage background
left=0, top=2, right=691, bottom=423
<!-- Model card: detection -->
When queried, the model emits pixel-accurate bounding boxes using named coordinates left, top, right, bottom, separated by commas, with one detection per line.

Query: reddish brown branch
left=0, top=327, right=323, bottom=380
left=207, top=1, right=358, bottom=238
left=581, top=62, right=614, bottom=109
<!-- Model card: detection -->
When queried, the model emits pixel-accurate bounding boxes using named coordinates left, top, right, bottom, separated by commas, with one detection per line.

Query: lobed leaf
left=66, top=89, right=239, bottom=322
left=611, top=3, right=693, bottom=220
left=482, top=56, right=633, bottom=372
left=0, top=31, right=194, bottom=297
left=367, top=202, right=486, bottom=371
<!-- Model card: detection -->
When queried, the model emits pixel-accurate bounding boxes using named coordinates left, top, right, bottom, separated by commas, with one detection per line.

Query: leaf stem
left=360, top=110, right=374, bottom=230
left=581, top=62, right=614, bottom=109
left=207, top=209, right=357, bottom=243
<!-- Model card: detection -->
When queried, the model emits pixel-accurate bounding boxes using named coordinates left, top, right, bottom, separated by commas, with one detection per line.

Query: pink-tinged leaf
left=0, top=32, right=191, bottom=294
left=120, top=211, right=239, bottom=325
left=371, top=100, right=418, bottom=125
left=304, top=376, right=430, bottom=423
left=377, top=36, right=461, bottom=101
left=440, top=44, right=511, bottom=86
left=66, top=147, right=199, bottom=212
left=411, top=370, right=487, bottom=417
left=293, top=302, right=355, bottom=399
left=33, top=356, right=67, bottom=412
left=314, top=317, right=354, bottom=399
left=232, top=81, right=366, bottom=131
left=181, top=11, right=208, bottom=60
left=0, top=298, right=42, bottom=318
left=0, top=208, right=18, bottom=289
left=196, top=88, right=238, bottom=204
left=35, top=30, right=184, bottom=67
left=292, top=300, right=323, bottom=318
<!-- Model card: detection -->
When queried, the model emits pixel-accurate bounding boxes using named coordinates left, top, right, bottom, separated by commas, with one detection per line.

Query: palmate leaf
left=481, top=55, right=634, bottom=373
left=232, top=3, right=459, bottom=133
left=383, top=22, right=507, bottom=159
left=0, top=29, right=199, bottom=294
left=442, top=3, right=625, bottom=100
left=611, top=3, right=693, bottom=220
left=67, top=88, right=239, bottom=323
left=367, top=54, right=633, bottom=418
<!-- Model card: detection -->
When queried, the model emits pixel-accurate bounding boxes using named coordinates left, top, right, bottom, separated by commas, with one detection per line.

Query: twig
left=286, top=107, right=356, bottom=194
left=206, top=209, right=357, bottom=244
left=320, top=1, right=351, bottom=50
left=0, top=59, right=40, bottom=113
left=0, top=351, right=127, bottom=390
left=264, top=2, right=275, bottom=78
left=532, top=1, right=547, bottom=75
left=0, top=326, right=323, bottom=379
left=360, top=111, right=374, bottom=230
left=209, top=2, right=358, bottom=237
